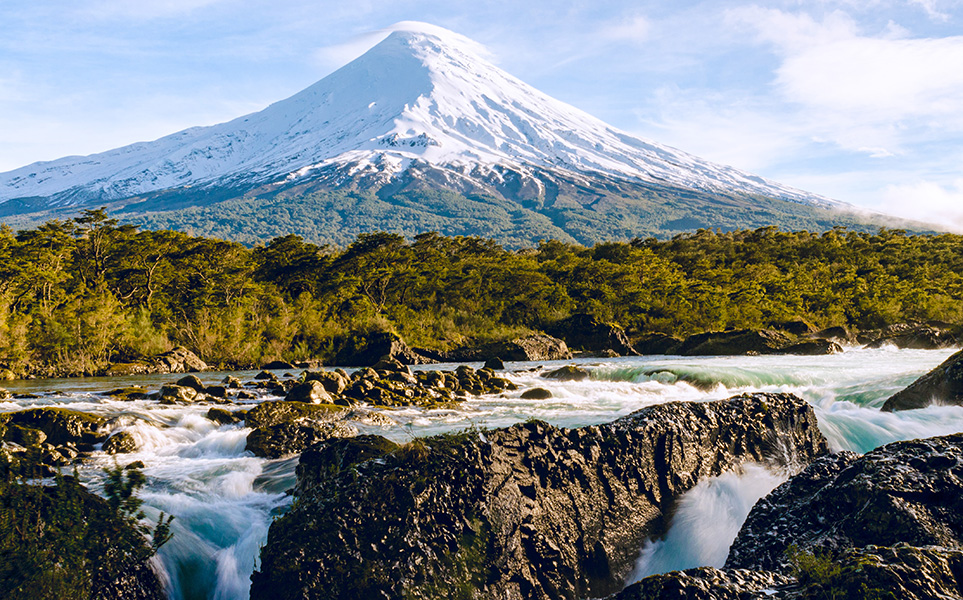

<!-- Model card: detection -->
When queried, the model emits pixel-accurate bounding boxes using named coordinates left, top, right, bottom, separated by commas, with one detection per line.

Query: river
left=2, top=346, right=959, bottom=599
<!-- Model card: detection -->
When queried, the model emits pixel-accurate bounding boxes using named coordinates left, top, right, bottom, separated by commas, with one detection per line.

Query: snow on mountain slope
left=0, top=22, right=839, bottom=209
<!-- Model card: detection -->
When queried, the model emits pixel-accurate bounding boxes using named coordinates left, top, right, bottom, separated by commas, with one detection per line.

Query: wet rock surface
left=250, top=392, right=827, bottom=600
left=727, top=434, right=963, bottom=572
left=333, top=331, right=435, bottom=366
left=102, top=346, right=208, bottom=376
left=882, top=349, right=963, bottom=411
left=861, top=322, right=960, bottom=350
left=546, top=313, right=638, bottom=356
left=611, top=567, right=792, bottom=600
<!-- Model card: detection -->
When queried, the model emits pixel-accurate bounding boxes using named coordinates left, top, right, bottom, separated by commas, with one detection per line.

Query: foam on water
left=628, top=464, right=787, bottom=582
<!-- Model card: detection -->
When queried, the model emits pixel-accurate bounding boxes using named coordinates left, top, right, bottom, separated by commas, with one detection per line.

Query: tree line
left=1, top=210, right=961, bottom=375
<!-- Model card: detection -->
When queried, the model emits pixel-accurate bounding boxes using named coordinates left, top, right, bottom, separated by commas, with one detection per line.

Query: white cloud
left=879, top=179, right=963, bottom=231
left=598, top=14, right=651, bottom=45
left=726, top=6, right=963, bottom=157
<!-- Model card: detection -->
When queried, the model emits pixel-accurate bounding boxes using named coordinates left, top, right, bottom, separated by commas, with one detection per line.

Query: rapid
left=2, top=346, right=959, bottom=599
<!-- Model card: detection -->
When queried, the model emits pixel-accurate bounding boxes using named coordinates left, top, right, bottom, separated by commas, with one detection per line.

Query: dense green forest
left=1, top=209, right=962, bottom=375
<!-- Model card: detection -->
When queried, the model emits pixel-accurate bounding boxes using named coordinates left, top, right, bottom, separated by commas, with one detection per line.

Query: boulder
left=677, top=329, right=792, bottom=356
left=372, top=357, right=411, bottom=374
left=882, top=349, right=963, bottom=411
left=546, top=313, right=637, bottom=356
left=484, top=357, right=506, bottom=370
left=262, top=360, right=296, bottom=370
left=0, top=387, right=13, bottom=400
left=780, top=339, right=844, bottom=355
left=245, top=421, right=359, bottom=458
left=5, top=423, right=47, bottom=447
left=207, top=407, right=245, bottom=425
left=863, top=323, right=958, bottom=350
left=810, top=325, right=856, bottom=345
left=158, top=384, right=199, bottom=404
left=101, top=387, right=151, bottom=401
left=285, top=380, right=333, bottom=404
left=103, top=431, right=139, bottom=454
left=333, top=331, right=434, bottom=366
left=727, top=434, right=963, bottom=573
left=1, top=407, right=107, bottom=446
left=222, top=375, right=242, bottom=389
left=541, top=365, right=590, bottom=381
left=152, top=346, right=208, bottom=373
left=254, top=370, right=277, bottom=381
left=244, top=401, right=346, bottom=429
left=769, top=319, right=816, bottom=336
left=484, top=333, right=572, bottom=361
left=632, top=333, right=683, bottom=355
left=303, top=370, right=348, bottom=395
left=175, top=374, right=206, bottom=392
left=520, top=387, right=553, bottom=399
left=251, top=393, right=827, bottom=600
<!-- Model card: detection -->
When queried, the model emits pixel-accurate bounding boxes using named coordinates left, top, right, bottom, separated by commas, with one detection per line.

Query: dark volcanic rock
left=727, top=434, right=963, bottom=573
left=0, top=478, right=166, bottom=600
left=612, top=545, right=963, bottom=600
left=245, top=421, right=358, bottom=458
left=677, top=329, right=792, bottom=356
left=863, top=323, right=958, bottom=350
left=520, top=387, right=553, bottom=399
left=632, top=333, right=682, bottom=355
left=0, top=407, right=107, bottom=446
left=542, top=365, right=591, bottom=381
left=333, top=331, right=434, bottom=366
left=103, top=431, right=139, bottom=454
left=484, top=356, right=506, bottom=370
left=780, top=339, right=843, bottom=356
left=262, top=360, right=296, bottom=370
left=452, top=334, right=573, bottom=362
left=546, top=313, right=637, bottom=356
left=103, top=346, right=208, bottom=377
left=882, top=349, right=963, bottom=411
left=284, top=380, right=332, bottom=404
left=611, top=567, right=792, bottom=600
left=251, top=392, right=827, bottom=600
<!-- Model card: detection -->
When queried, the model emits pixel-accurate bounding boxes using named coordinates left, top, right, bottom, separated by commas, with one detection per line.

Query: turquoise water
left=2, top=347, right=959, bottom=598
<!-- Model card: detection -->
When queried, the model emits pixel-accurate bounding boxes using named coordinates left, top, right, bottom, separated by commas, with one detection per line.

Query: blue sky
left=2, top=0, right=962, bottom=227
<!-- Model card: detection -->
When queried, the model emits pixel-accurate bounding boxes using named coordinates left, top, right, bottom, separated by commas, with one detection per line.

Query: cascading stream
left=3, top=347, right=961, bottom=598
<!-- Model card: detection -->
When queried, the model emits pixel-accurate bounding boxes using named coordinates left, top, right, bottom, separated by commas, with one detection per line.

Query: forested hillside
left=1, top=209, right=961, bottom=376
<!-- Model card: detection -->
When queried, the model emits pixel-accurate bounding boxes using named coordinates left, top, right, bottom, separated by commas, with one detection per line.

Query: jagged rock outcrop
left=779, top=339, right=843, bottom=355
left=546, top=314, right=637, bottom=356
left=862, top=322, right=959, bottom=350
left=632, top=333, right=682, bottom=355
left=0, top=476, right=166, bottom=600
left=727, top=434, right=963, bottom=572
left=882, top=349, right=963, bottom=411
left=333, top=331, right=434, bottom=366
left=677, top=329, right=792, bottom=356
left=101, top=346, right=208, bottom=376
left=442, top=334, right=573, bottom=362
left=611, top=567, right=792, bottom=600
left=542, top=365, right=590, bottom=381
left=610, top=545, right=963, bottom=600
left=250, top=392, right=827, bottom=600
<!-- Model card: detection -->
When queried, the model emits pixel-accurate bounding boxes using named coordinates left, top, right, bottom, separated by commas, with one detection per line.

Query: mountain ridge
left=0, top=22, right=927, bottom=243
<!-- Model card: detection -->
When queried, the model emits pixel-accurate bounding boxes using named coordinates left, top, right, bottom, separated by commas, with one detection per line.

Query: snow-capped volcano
left=0, top=23, right=837, bottom=210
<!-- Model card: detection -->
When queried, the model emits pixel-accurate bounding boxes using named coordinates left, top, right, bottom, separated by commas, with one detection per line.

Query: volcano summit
left=0, top=23, right=907, bottom=245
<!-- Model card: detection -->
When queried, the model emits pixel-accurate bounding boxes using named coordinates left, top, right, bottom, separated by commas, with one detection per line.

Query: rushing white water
left=2, top=347, right=961, bottom=598
left=628, top=464, right=788, bottom=582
